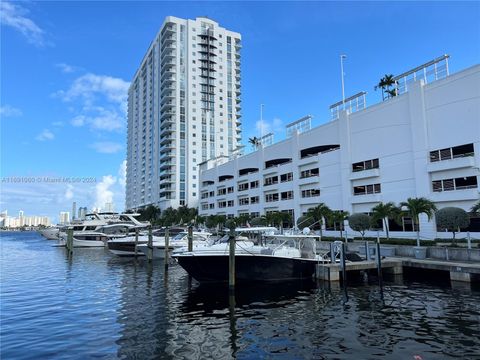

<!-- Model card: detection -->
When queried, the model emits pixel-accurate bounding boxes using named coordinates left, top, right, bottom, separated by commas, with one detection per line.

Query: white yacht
left=58, top=212, right=149, bottom=247
left=38, top=227, right=60, bottom=240
left=136, top=231, right=212, bottom=258
left=107, top=227, right=186, bottom=256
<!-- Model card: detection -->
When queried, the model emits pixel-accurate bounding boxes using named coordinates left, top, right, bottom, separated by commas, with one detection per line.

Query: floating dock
left=316, top=257, right=480, bottom=283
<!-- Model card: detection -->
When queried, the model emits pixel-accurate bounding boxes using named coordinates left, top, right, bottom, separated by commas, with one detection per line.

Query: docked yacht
left=107, top=227, right=186, bottom=256
left=58, top=212, right=149, bottom=247
left=38, top=227, right=60, bottom=240
left=136, top=231, right=212, bottom=258
left=172, top=228, right=324, bottom=283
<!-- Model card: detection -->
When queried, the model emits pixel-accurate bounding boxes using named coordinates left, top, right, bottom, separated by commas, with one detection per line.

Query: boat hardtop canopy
left=234, top=226, right=278, bottom=233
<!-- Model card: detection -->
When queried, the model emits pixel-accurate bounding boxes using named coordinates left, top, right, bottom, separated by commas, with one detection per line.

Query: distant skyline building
left=126, top=16, right=242, bottom=211
left=78, top=207, right=87, bottom=220
left=104, top=202, right=114, bottom=212
left=59, top=211, right=70, bottom=225
left=0, top=210, right=51, bottom=228
left=72, top=202, right=77, bottom=220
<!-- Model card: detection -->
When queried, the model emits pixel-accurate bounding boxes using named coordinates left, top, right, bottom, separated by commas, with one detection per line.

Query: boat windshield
left=172, top=233, right=187, bottom=241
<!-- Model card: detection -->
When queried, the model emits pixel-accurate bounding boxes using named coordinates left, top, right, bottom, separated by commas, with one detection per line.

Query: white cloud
left=55, top=63, right=77, bottom=74
left=56, top=72, right=130, bottom=133
left=59, top=73, right=129, bottom=108
left=255, top=117, right=283, bottom=137
left=0, top=1, right=47, bottom=47
left=118, top=160, right=127, bottom=187
left=0, top=105, right=22, bottom=117
left=71, top=115, right=86, bottom=127
left=64, top=184, right=74, bottom=200
left=89, top=108, right=124, bottom=131
left=94, top=175, right=116, bottom=211
left=1, top=170, right=126, bottom=221
left=36, top=129, right=54, bottom=141
left=52, top=121, right=64, bottom=127
left=90, top=142, right=123, bottom=154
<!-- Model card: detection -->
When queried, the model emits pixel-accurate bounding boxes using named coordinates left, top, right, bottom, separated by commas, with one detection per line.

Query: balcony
left=161, top=35, right=176, bottom=45
left=159, top=162, right=175, bottom=170
left=160, top=151, right=175, bottom=159
left=160, top=124, right=176, bottom=134
left=351, top=193, right=382, bottom=204
left=160, top=84, right=176, bottom=96
left=160, top=136, right=175, bottom=146
left=427, top=155, right=475, bottom=173
left=430, top=187, right=479, bottom=202
left=160, top=101, right=175, bottom=113
left=161, top=50, right=176, bottom=60
left=349, top=168, right=380, bottom=181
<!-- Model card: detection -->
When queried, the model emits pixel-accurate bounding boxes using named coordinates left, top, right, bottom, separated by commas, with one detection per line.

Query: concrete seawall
left=316, top=241, right=480, bottom=262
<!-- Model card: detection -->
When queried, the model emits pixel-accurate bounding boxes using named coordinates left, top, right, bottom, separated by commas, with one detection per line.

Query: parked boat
left=58, top=213, right=149, bottom=248
left=38, top=227, right=60, bottom=240
left=172, top=229, right=322, bottom=283
left=107, top=227, right=186, bottom=256
left=136, top=231, right=212, bottom=258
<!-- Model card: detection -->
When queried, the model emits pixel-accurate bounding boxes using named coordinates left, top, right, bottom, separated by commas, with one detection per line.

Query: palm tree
left=400, top=197, right=437, bottom=247
left=470, top=200, right=480, bottom=215
left=371, top=202, right=400, bottom=241
left=248, top=136, right=260, bottom=150
left=375, top=74, right=397, bottom=100
left=306, top=203, right=332, bottom=238
left=328, top=210, right=349, bottom=239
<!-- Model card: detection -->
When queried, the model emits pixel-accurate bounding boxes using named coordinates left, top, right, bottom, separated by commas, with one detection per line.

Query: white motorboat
left=38, top=227, right=60, bottom=240
left=58, top=212, right=149, bottom=248
left=136, top=231, right=212, bottom=258
left=172, top=229, right=323, bottom=283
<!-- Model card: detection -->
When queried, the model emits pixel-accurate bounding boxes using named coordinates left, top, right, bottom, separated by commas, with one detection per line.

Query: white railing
left=329, top=91, right=367, bottom=120
left=393, top=54, right=449, bottom=95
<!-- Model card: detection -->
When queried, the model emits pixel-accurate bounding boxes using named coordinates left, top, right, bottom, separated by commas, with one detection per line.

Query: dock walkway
left=315, top=257, right=480, bottom=283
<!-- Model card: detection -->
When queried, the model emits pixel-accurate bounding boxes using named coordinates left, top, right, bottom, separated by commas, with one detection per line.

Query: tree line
left=130, top=198, right=479, bottom=242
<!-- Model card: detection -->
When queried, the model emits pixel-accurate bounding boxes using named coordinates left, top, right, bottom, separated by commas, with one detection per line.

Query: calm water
left=1, top=232, right=479, bottom=359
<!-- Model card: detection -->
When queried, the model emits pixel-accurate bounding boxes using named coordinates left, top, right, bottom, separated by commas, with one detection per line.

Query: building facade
left=59, top=212, right=70, bottom=225
left=198, top=63, right=480, bottom=239
left=126, top=16, right=242, bottom=211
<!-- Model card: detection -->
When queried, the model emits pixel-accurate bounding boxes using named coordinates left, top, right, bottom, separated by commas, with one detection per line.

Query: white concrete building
left=199, top=60, right=480, bottom=240
left=126, top=16, right=242, bottom=211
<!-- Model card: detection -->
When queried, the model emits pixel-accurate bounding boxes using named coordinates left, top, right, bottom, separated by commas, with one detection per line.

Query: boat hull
left=175, top=254, right=317, bottom=283
left=107, top=241, right=147, bottom=256
left=72, top=239, right=106, bottom=247
left=136, top=245, right=172, bottom=259
left=38, top=228, right=59, bottom=240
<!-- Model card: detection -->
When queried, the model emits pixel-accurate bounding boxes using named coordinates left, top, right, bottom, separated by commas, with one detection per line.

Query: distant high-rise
left=104, top=202, right=114, bottom=212
left=78, top=207, right=87, bottom=220
left=126, top=16, right=242, bottom=211
left=59, top=212, right=70, bottom=225
left=72, top=202, right=77, bottom=220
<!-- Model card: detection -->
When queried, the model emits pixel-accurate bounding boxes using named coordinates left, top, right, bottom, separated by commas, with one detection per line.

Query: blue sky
left=1, top=1, right=479, bottom=221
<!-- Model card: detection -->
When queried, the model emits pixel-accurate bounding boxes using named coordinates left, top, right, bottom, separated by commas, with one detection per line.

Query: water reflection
left=1, top=234, right=480, bottom=360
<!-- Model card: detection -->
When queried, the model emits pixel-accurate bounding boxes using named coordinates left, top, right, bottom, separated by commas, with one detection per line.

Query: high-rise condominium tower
left=126, top=16, right=242, bottom=210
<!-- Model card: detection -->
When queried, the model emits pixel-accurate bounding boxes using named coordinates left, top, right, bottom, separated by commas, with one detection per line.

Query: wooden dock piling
left=164, top=227, right=170, bottom=270
left=66, top=228, right=73, bottom=254
left=228, top=227, right=236, bottom=290
left=134, top=229, right=139, bottom=257
left=187, top=226, right=193, bottom=252
left=147, top=227, right=153, bottom=261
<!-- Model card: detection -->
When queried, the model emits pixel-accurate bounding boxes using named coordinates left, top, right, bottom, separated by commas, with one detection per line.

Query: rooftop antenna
left=260, top=103, right=265, bottom=145
left=340, top=54, right=347, bottom=104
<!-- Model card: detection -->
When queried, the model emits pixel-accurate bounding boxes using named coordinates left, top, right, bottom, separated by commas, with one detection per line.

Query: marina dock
left=316, top=257, right=480, bottom=283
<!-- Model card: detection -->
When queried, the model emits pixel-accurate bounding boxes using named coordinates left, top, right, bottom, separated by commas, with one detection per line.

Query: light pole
left=340, top=54, right=347, bottom=104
